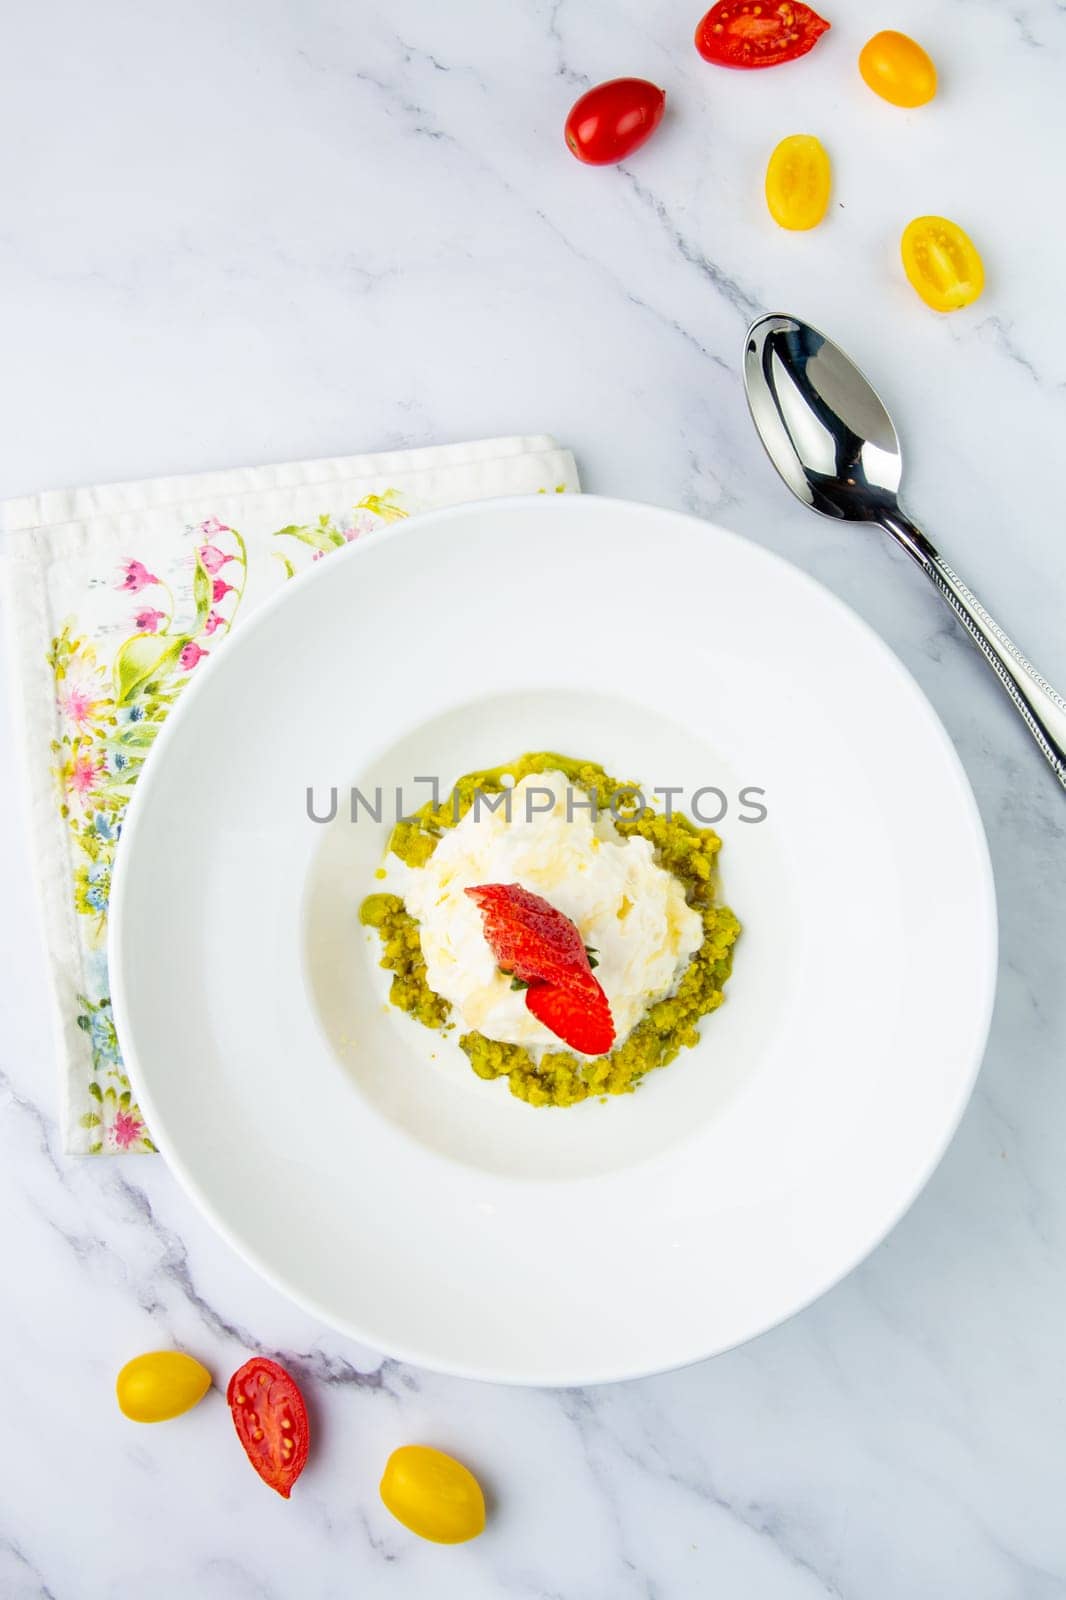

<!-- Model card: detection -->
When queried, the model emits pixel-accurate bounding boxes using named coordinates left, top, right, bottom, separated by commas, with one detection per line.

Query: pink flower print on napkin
left=212, top=577, right=234, bottom=603
left=111, top=1110, right=144, bottom=1150
left=133, top=607, right=167, bottom=634
left=117, top=559, right=159, bottom=594
left=179, top=642, right=208, bottom=671
left=59, top=682, right=98, bottom=730
left=198, top=543, right=234, bottom=575
left=204, top=611, right=226, bottom=635
left=347, top=509, right=380, bottom=541
left=67, top=753, right=102, bottom=800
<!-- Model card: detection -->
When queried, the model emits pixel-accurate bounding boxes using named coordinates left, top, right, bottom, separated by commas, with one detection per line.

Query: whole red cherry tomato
left=227, top=1357, right=309, bottom=1499
left=564, top=78, right=666, bottom=166
left=695, top=2, right=831, bottom=68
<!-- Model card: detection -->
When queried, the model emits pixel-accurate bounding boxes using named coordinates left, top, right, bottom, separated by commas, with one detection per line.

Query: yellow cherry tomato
left=765, top=135, right=832, bottom=231
left=901, top=216, right=985, bottom=312
left=380, top=1445, right=486, bottom=1544
left=859, top=31, right=937, bottom=107
left=116, top=1351, right=212, bottom=1423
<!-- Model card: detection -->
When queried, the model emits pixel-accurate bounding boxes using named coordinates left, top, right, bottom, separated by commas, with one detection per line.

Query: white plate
left=109, top=495, right=997, bottom=1385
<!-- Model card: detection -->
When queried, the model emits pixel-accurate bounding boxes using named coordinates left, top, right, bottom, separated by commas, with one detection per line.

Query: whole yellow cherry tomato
left=380, top=1445, right=486, bottom=1544
left=901, top=216, right=985, bottom=312
left=765, top=135, right=831, bottom=231
left=859, top=31, right=937, bottom=107
left=116, top=1351, right=212, bottom=1422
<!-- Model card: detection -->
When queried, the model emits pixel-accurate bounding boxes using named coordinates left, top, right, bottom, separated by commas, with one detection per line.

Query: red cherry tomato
left=564, top=78, right=666, bottom=166
left=695, top=2, right=831, bottom=68
left=226, top=1357, right=309, bottom=1499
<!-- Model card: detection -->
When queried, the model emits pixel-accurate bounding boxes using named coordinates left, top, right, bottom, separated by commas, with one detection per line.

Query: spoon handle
left=879, top=509, right=1066, bottom=789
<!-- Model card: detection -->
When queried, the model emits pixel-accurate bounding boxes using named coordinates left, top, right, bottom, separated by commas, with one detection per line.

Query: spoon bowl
left=743, top=312, right=1066, bottom=789
left=744, top=315, right=902, bottom=520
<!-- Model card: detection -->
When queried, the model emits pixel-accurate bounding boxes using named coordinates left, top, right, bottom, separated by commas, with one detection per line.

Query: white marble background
left=2, top=0, right=1065, bottom=1595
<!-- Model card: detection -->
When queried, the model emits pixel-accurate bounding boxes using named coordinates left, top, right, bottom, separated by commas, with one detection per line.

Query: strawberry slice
left=465, top=882, right=616, bottom=1055
left=525, top=973, right=616, bottom=1057
left=465, top=883, right=591, bottom=987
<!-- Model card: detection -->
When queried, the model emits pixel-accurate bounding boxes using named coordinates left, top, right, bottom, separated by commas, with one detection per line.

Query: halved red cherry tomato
left=226, top=1357, right=309, bottom=1499
left=695, top=2, right=831, bottom=68
left=564, top=78, right=665, bottom=166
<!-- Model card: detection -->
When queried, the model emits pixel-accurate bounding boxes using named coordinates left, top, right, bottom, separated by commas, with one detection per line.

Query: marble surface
left=2, top=0, right=1065, bottom=1594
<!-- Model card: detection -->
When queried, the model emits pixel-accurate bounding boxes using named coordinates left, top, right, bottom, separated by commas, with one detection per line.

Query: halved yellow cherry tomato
left=116, top=1351, right=212, bottom=1422
left=901, top=216, right=985, bottom=312
left=765, top=135, right=831, bottom=231
left=859, top=31, right=937, bottom=107
left=380, top=1445, right=486, bottom=1544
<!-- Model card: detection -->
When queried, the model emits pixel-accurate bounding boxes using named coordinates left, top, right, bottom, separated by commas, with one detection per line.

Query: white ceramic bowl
left=109, top=495, right=997, bottom=1384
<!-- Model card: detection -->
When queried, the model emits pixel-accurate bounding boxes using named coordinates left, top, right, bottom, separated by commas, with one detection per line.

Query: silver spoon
left=743, top=313, right=1066, bottom=790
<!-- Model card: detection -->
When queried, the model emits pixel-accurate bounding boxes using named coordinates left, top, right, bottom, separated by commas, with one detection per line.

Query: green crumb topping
left=360, top=754, right=741, bottom=1107
left=359, top=893, right=452, bottom=1029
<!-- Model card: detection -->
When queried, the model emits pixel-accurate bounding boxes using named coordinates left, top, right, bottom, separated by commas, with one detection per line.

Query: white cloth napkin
left=2, top=435, right=581, bottom=1154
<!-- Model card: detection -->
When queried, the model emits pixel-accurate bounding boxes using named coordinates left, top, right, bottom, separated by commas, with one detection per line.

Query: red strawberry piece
left=465, top=883, right=592, bottom=987
left=525, top=972, right=616, bottom=1057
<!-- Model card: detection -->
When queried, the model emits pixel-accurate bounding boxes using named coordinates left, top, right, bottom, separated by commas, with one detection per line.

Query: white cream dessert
left=395, top=771, right=702, bottom=1049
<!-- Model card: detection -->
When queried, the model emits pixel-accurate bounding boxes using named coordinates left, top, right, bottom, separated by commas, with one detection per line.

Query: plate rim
left=109, top=492, right=999, bottom=1385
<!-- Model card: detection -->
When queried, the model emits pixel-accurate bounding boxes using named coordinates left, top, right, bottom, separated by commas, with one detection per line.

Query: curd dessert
left=360, top=753, right=740, bottom=1107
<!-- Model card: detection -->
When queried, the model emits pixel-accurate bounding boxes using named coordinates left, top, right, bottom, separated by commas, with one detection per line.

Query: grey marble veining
left=2, top=0, right=1066, bottom=1594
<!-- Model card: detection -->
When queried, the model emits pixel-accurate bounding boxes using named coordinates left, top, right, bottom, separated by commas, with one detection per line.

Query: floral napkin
left=2, top=435, right=580, bottom=1155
